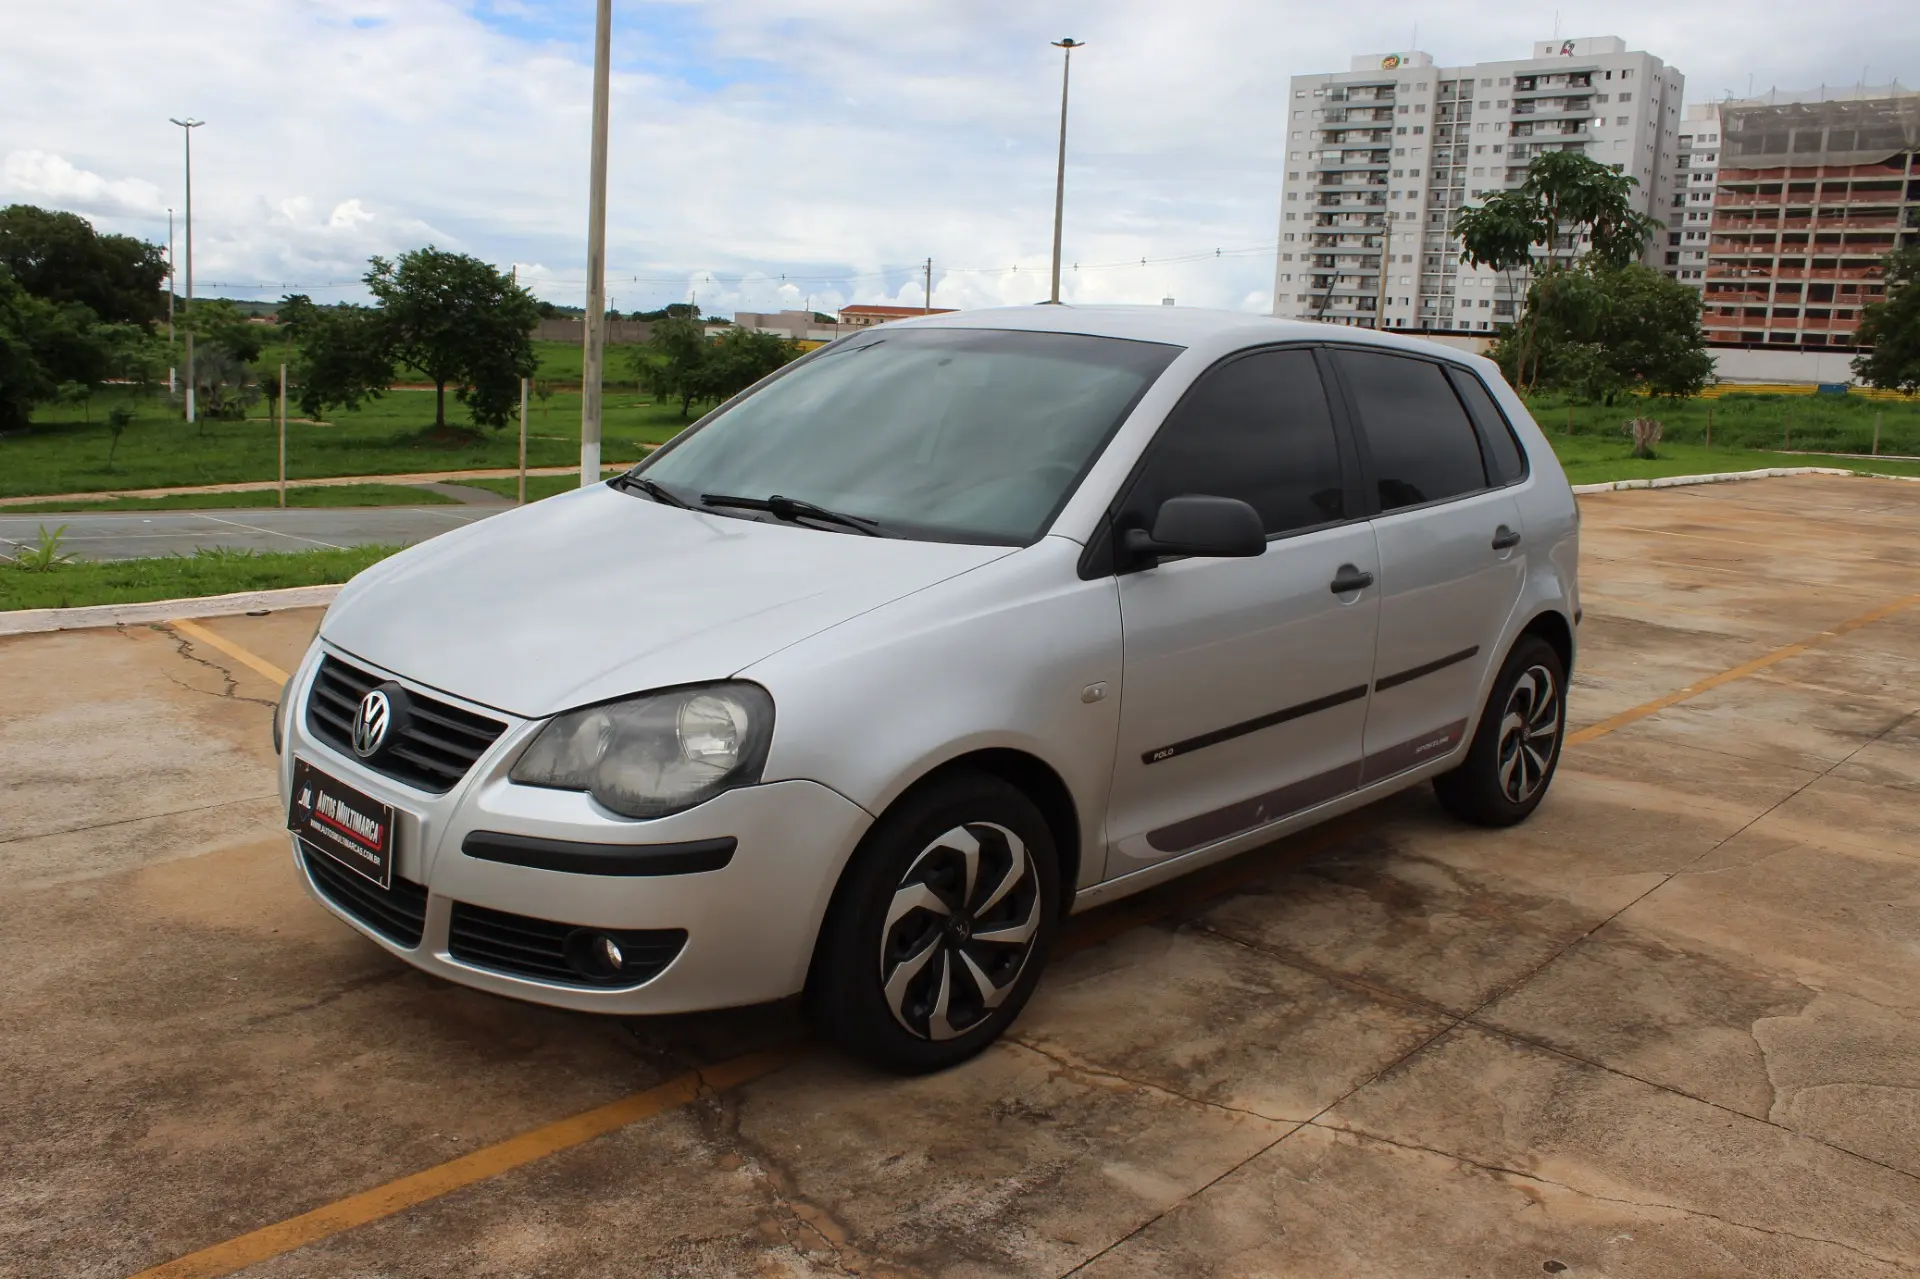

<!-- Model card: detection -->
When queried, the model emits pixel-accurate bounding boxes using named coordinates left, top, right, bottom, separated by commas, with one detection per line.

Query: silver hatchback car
left=277, top=306, right=1578, bottom=1072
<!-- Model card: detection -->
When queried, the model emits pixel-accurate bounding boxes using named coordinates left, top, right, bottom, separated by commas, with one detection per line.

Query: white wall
left=1711, top=347, right=1862, bottom=386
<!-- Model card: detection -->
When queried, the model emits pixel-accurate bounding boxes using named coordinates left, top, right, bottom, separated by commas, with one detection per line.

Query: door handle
left=1329, top=565, right=1374, bottom=594
left=1491, top=525, right=1522, bottom=551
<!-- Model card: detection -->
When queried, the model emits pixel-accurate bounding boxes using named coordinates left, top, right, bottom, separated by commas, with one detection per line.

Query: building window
left=1616, top=116, right=1628, bottom=126
left=1621, top=68, right=1633, bottom=78
left=1415, top=104, right=1426, bottom=113
left=1491, top=144, right=1503, bottom=153
left=1413, top=125, right=1424, bottom=135
left=1283, top=232, right=1294, bottom=241
left=1618, top=92, right=1632, bottom=102
left=1398, top=105, right=1410, bottom=114
left=1496, top=100, right=1508, bottom=108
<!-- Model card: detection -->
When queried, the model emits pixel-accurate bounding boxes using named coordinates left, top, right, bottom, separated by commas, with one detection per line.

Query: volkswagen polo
left=276, top=306, right=1579, bottom=1073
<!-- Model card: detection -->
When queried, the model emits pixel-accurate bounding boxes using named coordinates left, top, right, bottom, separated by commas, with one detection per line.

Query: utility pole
left=169, top=118, right=204, bottom=423
left=579, top=0, right=612, bottom=488
left=278, top=363, right=288, bottom=507
left=166, top=208, right=176, bottom=394
left=924, top=258, right=933, bottom=314
left=519, top=377, right=530, bottom=504
left=1049, top=39, right=1083, bottom=305
left=1372, top=214, right=1395, bottom=330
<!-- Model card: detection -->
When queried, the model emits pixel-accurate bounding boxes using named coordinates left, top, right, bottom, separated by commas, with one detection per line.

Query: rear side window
left=1447, top=368, right=1528, bottom=485
left=1127, top=348, right=1345, bottom=536
left=1334, top=350, right=1489, bottom=512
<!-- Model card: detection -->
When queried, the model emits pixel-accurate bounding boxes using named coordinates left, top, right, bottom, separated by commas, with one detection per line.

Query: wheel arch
left=880, top=749, right=1083, bottom=915
left=1517, top=606, right=1575, bottom=678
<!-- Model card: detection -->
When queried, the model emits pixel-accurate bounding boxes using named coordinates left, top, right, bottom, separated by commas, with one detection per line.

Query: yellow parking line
left=128, top=1048, right=799, bottom=1279
left=123, top=588, right=1920, bottom=1278
left=1567, top=591, right=1920, bottom=747
left=169, top=618, right=290, bottom=686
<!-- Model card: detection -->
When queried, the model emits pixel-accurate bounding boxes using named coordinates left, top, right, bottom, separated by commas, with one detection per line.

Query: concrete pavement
left=3, top=475, right=1918, bottom=1277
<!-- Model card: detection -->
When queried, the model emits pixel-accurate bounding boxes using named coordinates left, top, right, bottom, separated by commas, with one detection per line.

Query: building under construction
left=1704, top=92, right=1920, bottom=351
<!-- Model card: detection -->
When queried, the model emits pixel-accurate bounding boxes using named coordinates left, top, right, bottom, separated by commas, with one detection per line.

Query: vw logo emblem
left=353, top=690, right=392, bottom=758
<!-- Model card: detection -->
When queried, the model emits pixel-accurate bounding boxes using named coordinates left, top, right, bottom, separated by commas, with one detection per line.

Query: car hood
left=320, top=485, right=1014, bottom=718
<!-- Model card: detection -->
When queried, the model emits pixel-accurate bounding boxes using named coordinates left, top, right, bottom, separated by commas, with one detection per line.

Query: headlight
left=510, top=682, right=775, bottom=818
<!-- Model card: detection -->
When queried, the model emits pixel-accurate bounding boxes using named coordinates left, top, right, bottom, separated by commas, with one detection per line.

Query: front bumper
left=279, top=644, right=873, bottom=1015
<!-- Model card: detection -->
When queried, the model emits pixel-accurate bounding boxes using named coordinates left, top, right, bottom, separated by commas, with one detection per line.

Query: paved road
left=0, top=505, right=506, bottom=562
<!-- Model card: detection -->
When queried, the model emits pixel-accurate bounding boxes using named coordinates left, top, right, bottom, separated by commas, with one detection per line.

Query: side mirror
left=1123, top=495, right=1266, bottom=564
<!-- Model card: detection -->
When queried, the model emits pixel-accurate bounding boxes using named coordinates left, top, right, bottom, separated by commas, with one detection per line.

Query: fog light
left=563, top=927, right=630, bottom=980
left=598, top=935, right=624, bottom=969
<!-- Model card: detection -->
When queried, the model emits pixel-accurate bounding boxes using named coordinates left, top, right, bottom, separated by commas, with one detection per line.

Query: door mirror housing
left=1123, top=495, right=1266, bottom=565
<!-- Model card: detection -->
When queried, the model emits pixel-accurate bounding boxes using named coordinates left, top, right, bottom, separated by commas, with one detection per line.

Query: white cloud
left=2, top=150, right=164, bottom=218
left=1, top=0, right=1913, bottom=313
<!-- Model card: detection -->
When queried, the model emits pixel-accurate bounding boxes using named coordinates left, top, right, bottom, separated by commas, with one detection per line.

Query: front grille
left=301, top=841, right=428, bottom=948
left=448, top=901, right=686, bottom=989
left=305, top=655, right=507, bottom=793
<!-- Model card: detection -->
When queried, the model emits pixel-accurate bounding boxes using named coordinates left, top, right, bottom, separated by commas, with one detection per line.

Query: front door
left=1328, top=348, right=1529, bottom=781
left=1104, top=347, right=1380, bottom=870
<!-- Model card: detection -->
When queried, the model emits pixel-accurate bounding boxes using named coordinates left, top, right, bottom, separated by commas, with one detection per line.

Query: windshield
left=630, top=327, right=1181, bottom=544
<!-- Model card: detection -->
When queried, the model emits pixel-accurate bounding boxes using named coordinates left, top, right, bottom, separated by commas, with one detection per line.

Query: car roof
left=878, top=304, right=1484, bottom=365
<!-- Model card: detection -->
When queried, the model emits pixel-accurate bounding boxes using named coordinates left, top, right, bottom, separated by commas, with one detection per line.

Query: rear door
left=1103, top=346, right=1380, bottom=870
left=1328, top=348, right=1527, bottom=783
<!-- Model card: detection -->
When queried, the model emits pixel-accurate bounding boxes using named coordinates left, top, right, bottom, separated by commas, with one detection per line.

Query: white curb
left=1569, top=466, right=1919, bottom=495
left=0, top=584, right=341, bottom=637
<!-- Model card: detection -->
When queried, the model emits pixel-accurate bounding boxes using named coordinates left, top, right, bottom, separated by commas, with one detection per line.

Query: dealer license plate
left=289, top=758, right=397, bottom=889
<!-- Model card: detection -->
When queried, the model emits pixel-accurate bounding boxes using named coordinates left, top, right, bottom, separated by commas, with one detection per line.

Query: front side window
left=1333, top=350, right=1489, bottom=511
left=633, top=329, right=1179, bottom=545
left=1123, top=349, right=1345, bottom=537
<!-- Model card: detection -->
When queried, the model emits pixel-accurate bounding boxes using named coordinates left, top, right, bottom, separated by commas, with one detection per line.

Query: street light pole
left=167, top=207, right=176, bottom=394
left=169, top=118, right=203, bottom=423
left=580, top=0, right=612, bottom=488
left=1048, top=38, right=1083, bottom=305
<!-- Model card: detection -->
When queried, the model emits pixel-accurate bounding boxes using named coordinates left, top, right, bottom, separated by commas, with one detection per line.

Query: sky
left=2, top=0, right=1915, bottom=318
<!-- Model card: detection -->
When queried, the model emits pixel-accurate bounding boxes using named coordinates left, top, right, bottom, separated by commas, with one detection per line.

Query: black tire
left=810, top=772, right=1060, bottom=1074
left=1432, top=634, right=1567, bottom=828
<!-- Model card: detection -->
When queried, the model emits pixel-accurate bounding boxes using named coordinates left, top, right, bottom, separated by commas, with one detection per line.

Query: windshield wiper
left=609, top=473, right=693, bottom=509
left=699, top=493, right=883, bottom=536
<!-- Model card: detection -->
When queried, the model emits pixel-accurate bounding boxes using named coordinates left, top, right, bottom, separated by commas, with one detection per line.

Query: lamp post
left=169, top=117, right=203, bottom=423
left=580, top=0, right=612, bottom=488
left=1048, top=38, right=1083, bottom=305
left=166, top=207, right=176, bottom=394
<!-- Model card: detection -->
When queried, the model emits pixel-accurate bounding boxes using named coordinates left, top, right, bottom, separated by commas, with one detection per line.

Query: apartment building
left=1272, top=37, right=1685, bottom=333
left=1669, top=102, right=1727, bottom=283
left=1697, top=89, right=1919, bottom=351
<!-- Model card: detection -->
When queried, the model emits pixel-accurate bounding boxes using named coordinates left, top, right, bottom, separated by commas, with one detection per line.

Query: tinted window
left=1335, top=350, right=1489, bottom=511
left=635, top=329, right=1179, bottom=545
left=1127, top=349, right=1345, bottom=536
left=1448, top=368, right=1527, bottom=485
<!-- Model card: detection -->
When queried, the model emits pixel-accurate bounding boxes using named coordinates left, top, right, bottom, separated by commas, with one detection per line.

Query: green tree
left=0, top=204, right=168, bottom=326
left=0, top=265, right=119, bottom=429
left=1492, top=264, right=1713, bottom=403
left=632, top=313, right=712, bottom=418
left=278, top=295, right=397, bottom=421
left=1456, top=152, right=1663, bottom=389
left=366, top=247, right=539, bottom=430
left=1852, top=247, right=1920, bottom=394
left=703, top=325, right=800, bottom=403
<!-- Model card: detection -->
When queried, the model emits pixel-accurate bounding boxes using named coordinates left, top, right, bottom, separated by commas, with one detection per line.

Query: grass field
left=1, top=484, right=454, bottom=515
left=1524, top=391, right=1920, bottom=457
left=3, top=386, right=685, bottom=499
left=1548, top=438, right=1920, bottom=485
left=0, top=544, right=401, bottom=611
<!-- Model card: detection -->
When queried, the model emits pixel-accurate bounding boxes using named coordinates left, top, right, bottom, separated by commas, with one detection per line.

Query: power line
left=190, top=242, right=1281, bottom=294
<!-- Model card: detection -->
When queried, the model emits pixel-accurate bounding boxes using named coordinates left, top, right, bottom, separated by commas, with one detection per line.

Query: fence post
left=518, top=377, right=529, bottom=505
left=1872, top=409, right=1881, bottom=457
left=1706, top=404, right=1713, bottom=450
left=278, top=363, right=287, bottom=508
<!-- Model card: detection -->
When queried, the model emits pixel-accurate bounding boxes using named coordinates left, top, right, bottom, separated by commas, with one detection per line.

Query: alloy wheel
left=878, top=821, right=1043, bottom=1041
left=1497, top=664, right=1561, bottom=803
